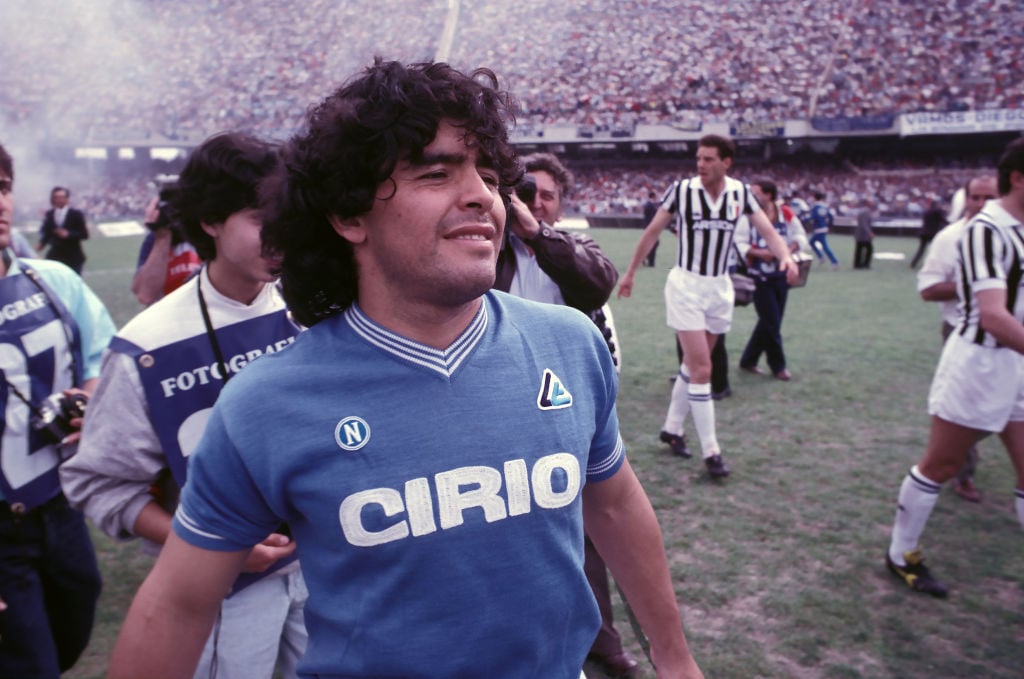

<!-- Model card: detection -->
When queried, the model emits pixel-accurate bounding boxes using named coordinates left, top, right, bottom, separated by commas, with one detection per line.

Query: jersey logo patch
left=335, top=416, right=371, bottom=451
left=537, top=369, right=573, bottom=410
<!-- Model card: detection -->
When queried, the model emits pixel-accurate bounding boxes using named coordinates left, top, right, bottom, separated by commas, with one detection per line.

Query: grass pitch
left=66, top=231, right=1023, bottom=679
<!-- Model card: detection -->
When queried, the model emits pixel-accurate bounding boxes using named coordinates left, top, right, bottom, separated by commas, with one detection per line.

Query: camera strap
left=3, top=374, right=43, bottom=418
left=0, top=253, right=81, bottom=415
left=196, top=269, right=232, bottom=385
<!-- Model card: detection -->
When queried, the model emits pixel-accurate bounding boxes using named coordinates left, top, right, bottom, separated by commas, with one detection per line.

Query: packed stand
left=3, top=0, right=1023, bottom=140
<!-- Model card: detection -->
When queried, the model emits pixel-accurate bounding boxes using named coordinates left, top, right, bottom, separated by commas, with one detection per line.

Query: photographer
left=62, top=133, right=307, bottom=679
left=494, top=153, right=634, bottom=677
left=131, top=182, right=202, bottom=306
left=0, top=143, right=117, bottom=679
left=496, top=153, right=618, bottom=313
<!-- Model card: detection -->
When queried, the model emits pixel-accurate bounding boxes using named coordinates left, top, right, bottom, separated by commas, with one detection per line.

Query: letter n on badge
left=537, top=369, right=573, bottom=410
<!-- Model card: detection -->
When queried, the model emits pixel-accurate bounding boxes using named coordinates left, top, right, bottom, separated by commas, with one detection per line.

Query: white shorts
left=928, top=333, right=1024, bottom=432
left=664, top=267, right=733, bottom=334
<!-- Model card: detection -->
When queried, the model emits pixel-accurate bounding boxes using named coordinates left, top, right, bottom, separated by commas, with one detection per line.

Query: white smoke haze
left=4, top=1, right=1020, bottom=225
left=0, top=0, right=449, bottom=223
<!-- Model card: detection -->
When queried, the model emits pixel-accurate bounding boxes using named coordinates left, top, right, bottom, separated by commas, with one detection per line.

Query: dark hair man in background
left=496, top=151, right=636, bottom=676
left=910, top=196, right=948, bottom=269
left=807, top=190, right=838, bottom=270
left=0, top=143, right=116, bottom=679
left=643, top=190, right=660, bottom=267
left=131, top=182, right=202, bottom=306
left=618, top=134, right=796, bottom=479
left=37, top=186, right=89, bottom=274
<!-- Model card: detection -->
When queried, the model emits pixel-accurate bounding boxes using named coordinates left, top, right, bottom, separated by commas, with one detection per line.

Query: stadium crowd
left=568, top=158, right=983, bottom=218
left=10, top=156, right=987, bottom=225
left=1, top=0, right=1020, bottom=223
left=2, top=0, right=1022, bottom=140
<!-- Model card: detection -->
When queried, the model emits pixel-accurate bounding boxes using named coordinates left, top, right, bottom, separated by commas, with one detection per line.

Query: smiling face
left=527, top=169, right=562, bottom=225
left=332, top=120, right=505, bottom=315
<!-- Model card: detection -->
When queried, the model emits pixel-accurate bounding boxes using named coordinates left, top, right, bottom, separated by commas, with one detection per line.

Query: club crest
left=335, top=416, right=371, bottom=451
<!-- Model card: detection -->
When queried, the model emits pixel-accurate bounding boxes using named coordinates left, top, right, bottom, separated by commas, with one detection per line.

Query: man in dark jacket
left=495, top=152, right=636, bottom=677
left=910, top=197, right=946, bottom=269
left=38, top=187, right=88, bottom=274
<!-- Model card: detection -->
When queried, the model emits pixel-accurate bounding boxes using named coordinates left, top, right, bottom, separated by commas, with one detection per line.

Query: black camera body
left=32, top=392, right=88, bottom=446
left=147, top=175, right=182, bottom=234
left=515, top=175, right=537, bottom=204
left=504, top=176, right=538, bottom=233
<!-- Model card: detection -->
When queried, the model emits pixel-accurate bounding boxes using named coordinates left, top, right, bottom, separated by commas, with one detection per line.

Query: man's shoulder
left=933, top=217, right=968, bottom=242
left=13, top=256, right=82, bottom=291
left=115, top=278, right=203, bottom=349
left=489, top=290, right=593, bottom=333
left=724, top=176, right=747, bottom=191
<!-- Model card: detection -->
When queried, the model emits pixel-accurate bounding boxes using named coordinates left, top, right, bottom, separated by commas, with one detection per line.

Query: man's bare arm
left=618, top=209, right=672, bottom=298
left=919, top=281, right=957, bottom=302
left=978, top=288, right=1024, bottom=354
left=132, top=228, right=173, bottom=306
left=109, top=532, right=249, bottom=679
left=583, top=460, right=704, bottom=678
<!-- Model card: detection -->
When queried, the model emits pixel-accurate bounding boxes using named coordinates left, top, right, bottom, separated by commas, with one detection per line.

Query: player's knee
left=917, top=451, right=966, bottom=485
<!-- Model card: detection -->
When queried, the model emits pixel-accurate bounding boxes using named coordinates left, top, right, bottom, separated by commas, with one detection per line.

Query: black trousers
left=854, top=240, right=873, bottom=269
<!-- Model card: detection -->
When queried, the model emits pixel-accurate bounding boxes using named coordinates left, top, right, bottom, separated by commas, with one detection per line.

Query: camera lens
left=515, top=176, right=537, bottom=204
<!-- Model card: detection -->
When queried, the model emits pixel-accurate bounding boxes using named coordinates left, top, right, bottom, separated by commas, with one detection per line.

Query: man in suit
left=38, top=186, right=88, bottom=274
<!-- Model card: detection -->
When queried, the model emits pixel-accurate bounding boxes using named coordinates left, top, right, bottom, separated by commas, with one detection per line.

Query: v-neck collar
left=344, top=301, right=488, bottom=379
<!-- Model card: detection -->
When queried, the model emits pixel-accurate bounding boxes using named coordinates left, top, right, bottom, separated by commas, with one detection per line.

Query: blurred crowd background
left=1, top=0, right=1020, bottom=223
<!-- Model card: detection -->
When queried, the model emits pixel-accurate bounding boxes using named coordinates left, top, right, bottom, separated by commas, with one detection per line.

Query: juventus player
left=886, top=137, right=1024, bottom=597
left=618, top=135, right=796, bottom=478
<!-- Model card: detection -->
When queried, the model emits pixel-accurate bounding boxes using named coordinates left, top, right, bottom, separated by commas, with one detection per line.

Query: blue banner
left=810, top=115, right=896, bottom=132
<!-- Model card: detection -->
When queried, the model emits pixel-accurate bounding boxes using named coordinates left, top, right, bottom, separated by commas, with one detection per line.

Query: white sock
left=1016, top=489, right=1024, bottom=530
left=888, top=466, right=942, bottom=565
left=662, top=365, right=690, bottom=434
left=688, top=382, right=719, bottom=458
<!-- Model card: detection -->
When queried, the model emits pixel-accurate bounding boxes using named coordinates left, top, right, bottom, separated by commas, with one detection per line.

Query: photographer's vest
left=110, top=278, right=300, bottom=591
left=747, top=213, right=793, bottom=280
left=111, top=308, right=297, bottom=486
left=0, top=264, right=84, bottom=510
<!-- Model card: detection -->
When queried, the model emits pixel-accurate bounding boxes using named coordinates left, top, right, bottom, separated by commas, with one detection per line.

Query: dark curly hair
left=174, top=132, right=279, bottom=262
left=522, top=152, right=574, bottom=200
left=698, top=134, right=736, bottom=161
left=261, top=59, right=521, bottom=327
left=0, top=143, right=12, bottom=183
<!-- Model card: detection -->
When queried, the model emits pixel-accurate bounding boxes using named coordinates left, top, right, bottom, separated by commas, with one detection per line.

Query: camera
left=515, top=175, right=537, bottom=204
left=32, top=392, right=89, bottom=446
left=147, top=175, right=181, bottom=233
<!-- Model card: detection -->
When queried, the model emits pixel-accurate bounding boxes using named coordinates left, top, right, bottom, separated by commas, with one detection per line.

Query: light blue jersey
left=174, top=291, right=625, bottom=678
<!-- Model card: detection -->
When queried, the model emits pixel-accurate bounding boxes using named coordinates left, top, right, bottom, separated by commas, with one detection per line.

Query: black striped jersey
left=660, top=176, right=761, bottom=277
left=955, top=201, right=1024, bottom=347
